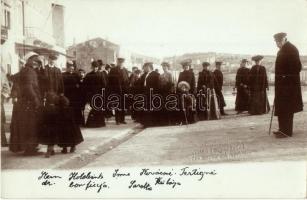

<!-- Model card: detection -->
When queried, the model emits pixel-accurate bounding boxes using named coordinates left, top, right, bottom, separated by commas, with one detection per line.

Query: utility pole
left=22, top=0, right=26, bottom=57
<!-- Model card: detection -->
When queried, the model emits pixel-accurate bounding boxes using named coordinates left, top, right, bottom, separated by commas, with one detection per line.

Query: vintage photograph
left=1, top=0, right=307, bottom=198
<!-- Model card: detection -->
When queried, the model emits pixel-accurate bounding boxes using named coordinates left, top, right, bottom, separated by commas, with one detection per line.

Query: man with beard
left=84, top=61, right=106, bottom=127
left=213, top=61, right=227, bottom=115
left=108, top=57, right=129, bottom=125
left=235, top=59, right=250, bottom=114
left=10, top=52, right=42, bottom=155
left=197, top=62, right=215, bottom=120
left=273, top=32, right=303, bottom=138
left=248, top=55, right=270, bottom=115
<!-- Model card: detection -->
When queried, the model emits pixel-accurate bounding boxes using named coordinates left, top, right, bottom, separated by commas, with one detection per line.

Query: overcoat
left=235, top=67, right=250, bottom=111
left=274, top=41, right=303, bottom=116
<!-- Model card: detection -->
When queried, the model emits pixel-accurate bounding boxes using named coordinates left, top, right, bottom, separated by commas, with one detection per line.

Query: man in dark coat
left=177, top=59, right=195, bottom=94
left=213, top=61, right=227, bottom=115
left=84, top=61, right=106, bottom=127
left=108, top=57, right=129, bottom=125
left=62, top=61, right=84, bottom=125
left=235, top=59, right=250, bottom=113
left=273, top=32, right=303, bottom=138
left=248, top=55, right=270, bottom=115
left=36, top=54, right=64, bottom=98
left=197, top=62, right=215, bottom=120
left=10, top=52, right=42, bottom=155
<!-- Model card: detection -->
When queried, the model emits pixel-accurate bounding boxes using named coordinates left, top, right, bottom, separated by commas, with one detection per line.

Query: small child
left=38, top=92, right=59, bottom=158
left=57, top=95, right=84, bottom=154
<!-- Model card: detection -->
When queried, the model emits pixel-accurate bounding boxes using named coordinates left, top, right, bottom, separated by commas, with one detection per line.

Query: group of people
left=1, top=32, right=304, bottom=157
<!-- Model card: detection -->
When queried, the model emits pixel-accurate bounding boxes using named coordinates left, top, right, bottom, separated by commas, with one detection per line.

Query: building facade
left=1, top=0, right=66, bottom=74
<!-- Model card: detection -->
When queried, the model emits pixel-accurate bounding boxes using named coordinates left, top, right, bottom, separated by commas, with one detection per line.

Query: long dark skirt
left=38, top=105, right=60, bottom=145
left=86, top=109, right=106, bottom=127
left=57, top=107, right=83, bottom=147
left=249, top=90, right=270, bottom=115
left=235, top=87, right=250, bottom=112
left=10, top=102, right=40, bottom=152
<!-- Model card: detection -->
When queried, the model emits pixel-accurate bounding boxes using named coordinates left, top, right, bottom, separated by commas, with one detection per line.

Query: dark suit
left=108, top=66, right=129, bottom=123
left=274, top=41, right=303, bottom=136
left=37, top=65, right=64, bottom=97
left=213, top=69, right=226, bottom=114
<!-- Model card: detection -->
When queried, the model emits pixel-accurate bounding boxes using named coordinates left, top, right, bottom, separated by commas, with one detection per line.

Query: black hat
left=251, top=55, right=264, bottom=62
left=91, top=60, right=98, bottom=68
left=215, top=61, right=222, bottom=66
left=105, top=64, right=111, bottom=70
left=202, top=62, right=210, bottom=67
left=97, top=59, right=104, bottom=66
left=274, top=32, right=287, bottom=41
left=49, top=54, right=58, bottom=60
left=117, top=57, right=125, bottom=62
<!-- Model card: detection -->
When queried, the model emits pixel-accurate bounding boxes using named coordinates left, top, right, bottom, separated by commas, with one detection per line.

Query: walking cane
left=181, top=95, right=189, bottom=127
left=268, top=99, right=275, bottom=135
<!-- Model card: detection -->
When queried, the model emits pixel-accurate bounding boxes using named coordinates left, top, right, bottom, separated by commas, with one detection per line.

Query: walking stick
left=268, top=99, right=275, bottom=135
left=181, top=95, right=189, bottom=127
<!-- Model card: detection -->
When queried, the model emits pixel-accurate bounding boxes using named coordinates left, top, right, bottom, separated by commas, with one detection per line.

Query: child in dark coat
left=57, top=95, right=84, bottom=154
left=39, top=93, right=83, bottom=158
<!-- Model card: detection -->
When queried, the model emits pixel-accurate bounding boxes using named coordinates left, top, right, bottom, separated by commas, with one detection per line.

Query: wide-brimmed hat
left=178, top=81, right=191, bottom=92
left=251, top=55, right=264, bottom=62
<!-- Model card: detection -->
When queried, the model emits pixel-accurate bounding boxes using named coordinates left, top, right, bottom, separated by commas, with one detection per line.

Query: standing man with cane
left=272, top=32, right=303, bottom=138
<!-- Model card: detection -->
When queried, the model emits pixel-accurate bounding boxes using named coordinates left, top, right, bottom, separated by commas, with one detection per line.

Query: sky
left=63, top=0, right=307, bottom=58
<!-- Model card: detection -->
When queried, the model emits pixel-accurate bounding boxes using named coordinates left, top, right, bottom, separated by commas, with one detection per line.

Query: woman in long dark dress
left=84, top=61, right=106, bottom=127
left=62, top=61, right=84, bottom=125
left=248, top=55, right=270, bottom=115
left=235, top=59, right=250, bottom=113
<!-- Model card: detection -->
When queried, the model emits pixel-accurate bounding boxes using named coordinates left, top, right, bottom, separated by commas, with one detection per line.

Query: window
left=2, top=9, right=10, bottom=29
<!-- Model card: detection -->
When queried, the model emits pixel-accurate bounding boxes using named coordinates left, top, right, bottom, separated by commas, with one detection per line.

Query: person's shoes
left=274, top=131, right=289, bottom=138
left=61, top=147, right=68, bottom=154
left=116, top=122, right=120, bottom=125
left=70, top=146, right=76, bottom=153
left=121, top=121, right=127, bottom=124
left=221, top=112, right=228, bottom=115
left=236, top=111, right=243, bottom=114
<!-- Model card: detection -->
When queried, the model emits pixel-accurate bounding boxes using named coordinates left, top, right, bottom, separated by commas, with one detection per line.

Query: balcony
left=24, top=26, right=55, bottom=47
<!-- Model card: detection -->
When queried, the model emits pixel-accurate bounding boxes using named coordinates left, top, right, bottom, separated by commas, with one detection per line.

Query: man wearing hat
left=213, top=61, right=227, bottom=115
left=177, top=59, right=195, bottom=94
left=197, top=62, right=215, bottom=120
left=9, top=52, right=42, bottom=155
left=273, top=32, right=303, bottom=138
left=108, top=57, right=129, bottom=125
left=249, top=55, right=270, bottom=115
left=234, top=59, right=250, bottom=113
left=37, top=54, right=64, bottom=99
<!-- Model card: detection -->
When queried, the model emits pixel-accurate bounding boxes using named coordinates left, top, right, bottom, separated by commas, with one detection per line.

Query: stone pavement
left=86, top=108, right=307, bottom=168
left=1, top=119, right=142, bottom=170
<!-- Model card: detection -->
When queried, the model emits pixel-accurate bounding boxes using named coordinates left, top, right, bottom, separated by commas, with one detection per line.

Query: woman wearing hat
left=177, top=59, right=195, bottom=94
left=83, top=60, right=106, bottom=127
left=248, top=55, right=270, bottom=115
left=9, top=52, right=42, bottom=155
left=234, top=59, right=250, bottom=113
